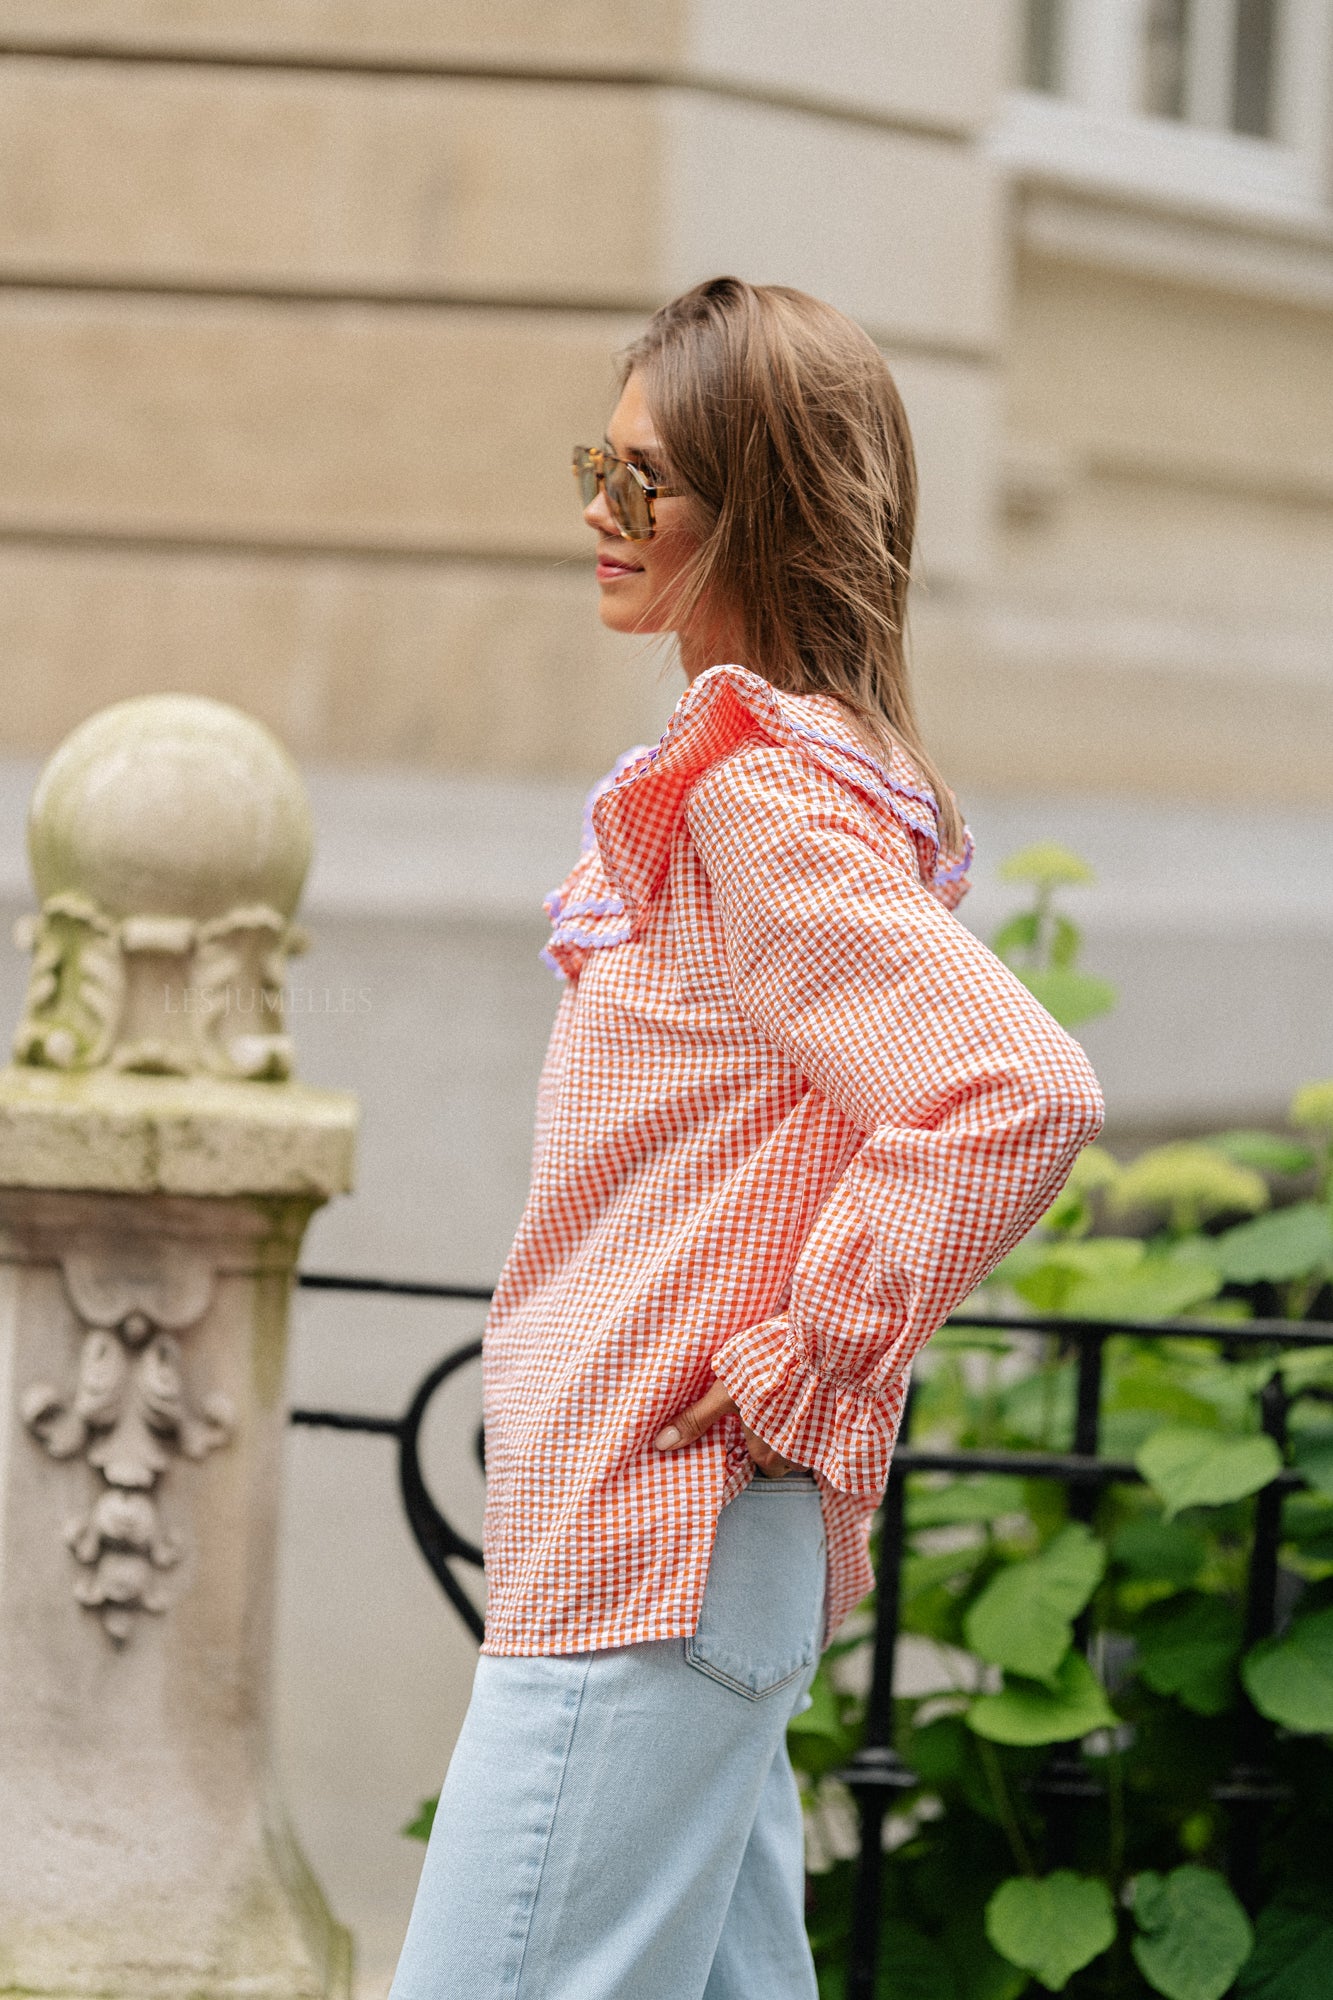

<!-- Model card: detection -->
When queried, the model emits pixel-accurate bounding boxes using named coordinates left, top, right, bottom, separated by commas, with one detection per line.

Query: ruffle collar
left=541, top=664, right=972, bottom=980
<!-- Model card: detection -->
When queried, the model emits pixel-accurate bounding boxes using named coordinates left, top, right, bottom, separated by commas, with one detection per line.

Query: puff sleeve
left=685, top=742, right=1105, bottom=1497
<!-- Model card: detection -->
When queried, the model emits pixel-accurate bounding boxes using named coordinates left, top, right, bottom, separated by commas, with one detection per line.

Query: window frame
left=998, top=0, right=1332, bottom=225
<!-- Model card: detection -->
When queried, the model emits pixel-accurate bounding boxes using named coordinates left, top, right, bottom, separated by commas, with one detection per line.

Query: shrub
left=792, top=852, right=1333, bottom=1999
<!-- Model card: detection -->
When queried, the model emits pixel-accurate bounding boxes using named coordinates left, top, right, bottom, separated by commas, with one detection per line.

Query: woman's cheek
left=646, top=540, right=693, bottom=619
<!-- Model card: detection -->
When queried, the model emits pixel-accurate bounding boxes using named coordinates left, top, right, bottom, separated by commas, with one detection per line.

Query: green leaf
left=1114, top=1142, right=1270, bottom=1227
left=1039, top=1146, right=1122, bottom=1241
left=1278, top=1349, right=1333, bottom=1396
left=992, top=910, right=1040, bottom=964
left=1049, top=913, right=1082, bottom=970
left=934, top=1321, right=1019, bottom=1353
left=904, top=1545, right=986, bottom=1601
left=787, top=1670, right=848, bottom=1745
left=1065, top=1144, right=1123, bottom=1194
left=1006, top=1261, right=1088, bottom=1316
left=1290, top=1080, right=1333, bottom=1138
left=1000, top=1236, right=1144, bottom=1315
left=1292, top=1433, right=1333, bottom=1499
left=1111, top=1516, right=1207, bottom=1586
left=1237, top=1901, right=1333, bottom=1999
left=1064, top=1256, right=1223, bottom=1324
left=1039, top=1183, right=1094, bottom=1238
left=967, top=1651, right=1116, bottom=1746
left=997, top=843, right=1096, bottom=891
left=908, top=1476, right=1027, bottom=1530
left=1040, top=1238, right=1148, bottom=1281
left=984, top=1872, right=1116, bottom=1992
left=1242, top=1606, right=1333, bottom=1734
left=401, top=1795, right=437, bottom=1842
left=1017, top=967, right=1118, bottom=1030
left=1114, top=1150, right=1270, bottom=1242
left=1135, top=1593, right=1244, bottom=1715
left=942, top=1905, right=1030, bottom=2000
left=1179, top=1355, right=1273, bottom=1424
left=1130, top=1866, right=1254, bottom=2000
left=1207, top=1131, right=1317, bottom=1178
left=1000, top=1359, right=1076, bottom=1447
left=876, top=1919, right=962, bottom=1999
left=904, top=1712, right=969, bottom=1788
left=1180, top=1296, right=1255, bottom=1324
left=1136, top=1426, right=1283, bottom=1519
left=1281, top=1490, right=1333, bottom=1551
left=1206, top=1205, right=1333, bottom=1285
left=1109, top=1354, right=1226, bottom=1429
left=964, top=1523, right=1106, bottom=1685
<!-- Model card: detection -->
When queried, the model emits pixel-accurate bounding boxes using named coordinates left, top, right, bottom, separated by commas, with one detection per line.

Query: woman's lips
left=596, top=553, right=644, bottom=582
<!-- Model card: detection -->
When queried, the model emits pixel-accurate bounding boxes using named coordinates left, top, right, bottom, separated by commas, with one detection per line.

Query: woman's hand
left=653, top=1381, right=796, bottom=1478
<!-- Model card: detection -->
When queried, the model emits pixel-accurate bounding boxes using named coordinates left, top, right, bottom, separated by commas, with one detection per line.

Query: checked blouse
left=479, top=664, right=1104, bottom=1657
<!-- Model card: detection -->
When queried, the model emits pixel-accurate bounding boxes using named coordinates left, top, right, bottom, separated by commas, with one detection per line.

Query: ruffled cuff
left=711, top=1317, right=906, bottom=1501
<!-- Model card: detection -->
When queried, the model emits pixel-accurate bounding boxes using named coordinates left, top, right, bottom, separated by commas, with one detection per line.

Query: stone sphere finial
left=13, top=696, right=315, bottom=1081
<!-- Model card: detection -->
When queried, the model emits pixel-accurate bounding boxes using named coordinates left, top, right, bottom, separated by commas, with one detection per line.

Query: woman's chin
left=597, top=593, right=658, bottom=635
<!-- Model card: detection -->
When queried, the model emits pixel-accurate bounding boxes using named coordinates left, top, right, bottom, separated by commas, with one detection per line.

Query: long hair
left=620, top=275, right=963, bottom=853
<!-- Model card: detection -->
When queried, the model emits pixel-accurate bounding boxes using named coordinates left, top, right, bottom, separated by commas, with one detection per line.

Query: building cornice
left=1017, top=180, right=1333, bottom=313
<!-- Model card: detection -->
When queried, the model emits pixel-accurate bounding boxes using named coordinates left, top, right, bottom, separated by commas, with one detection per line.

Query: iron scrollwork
left=290, top=1274, right=489, bottom=1642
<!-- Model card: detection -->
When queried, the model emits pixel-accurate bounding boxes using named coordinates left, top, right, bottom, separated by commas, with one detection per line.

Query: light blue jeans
left=389, top=1474, right=828, bottom=2000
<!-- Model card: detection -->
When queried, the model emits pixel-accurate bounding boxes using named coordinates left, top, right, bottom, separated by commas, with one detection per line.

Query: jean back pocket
left=684, top=1478, right=827, bottom=1700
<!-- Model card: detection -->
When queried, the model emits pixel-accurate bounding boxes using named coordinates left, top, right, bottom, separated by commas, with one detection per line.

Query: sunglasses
left=572, top=444, right=682, bottom=542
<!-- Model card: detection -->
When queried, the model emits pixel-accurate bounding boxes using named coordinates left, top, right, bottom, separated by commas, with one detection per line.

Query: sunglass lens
left=572, top=449, right=600, bottom=507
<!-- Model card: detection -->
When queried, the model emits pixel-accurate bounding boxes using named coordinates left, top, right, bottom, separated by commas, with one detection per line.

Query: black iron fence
left=291, top=1272, right=489, bottom=1640
left=289, top=1273, right=1327, bottom=1998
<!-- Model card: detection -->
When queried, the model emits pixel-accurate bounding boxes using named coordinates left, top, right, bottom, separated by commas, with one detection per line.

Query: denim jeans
left=388, top=1474, right=828, bottom=2000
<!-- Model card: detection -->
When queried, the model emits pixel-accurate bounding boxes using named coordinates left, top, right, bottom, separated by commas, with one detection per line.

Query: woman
left=390, top=277, right=1104, bottom=2000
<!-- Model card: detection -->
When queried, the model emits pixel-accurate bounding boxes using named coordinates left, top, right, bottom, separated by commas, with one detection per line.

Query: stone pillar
left=0, top=696, right=358, bottom=2000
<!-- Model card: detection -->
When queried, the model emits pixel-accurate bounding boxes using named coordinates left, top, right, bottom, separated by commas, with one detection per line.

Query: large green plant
left=792, top=1271, right=1333, bottom=1996
left=792, top=848, right=1333, bottom=1997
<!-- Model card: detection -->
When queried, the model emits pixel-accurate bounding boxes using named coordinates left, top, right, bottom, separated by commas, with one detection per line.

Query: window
left=1023, top=0, right=1063, bottom=93
left=1001, top=0, right=1331, bottom=219
left=1023, top=0, right=1280, bottom=136
left=1142, top=0, right=1189, bottom=122
left=1232, top=0, right=1278, bottom=135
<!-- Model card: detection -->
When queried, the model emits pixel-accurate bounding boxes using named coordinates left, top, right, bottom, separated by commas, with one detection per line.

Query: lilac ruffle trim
left=579, top=744, right=655, bottom=856
left=542, top=890, right=626, bottom=923
left=539, top=744, right=653, bottom=978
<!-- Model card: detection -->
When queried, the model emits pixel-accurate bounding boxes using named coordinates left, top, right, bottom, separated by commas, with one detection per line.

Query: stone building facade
left=1, top=3, right=1330, bottom=796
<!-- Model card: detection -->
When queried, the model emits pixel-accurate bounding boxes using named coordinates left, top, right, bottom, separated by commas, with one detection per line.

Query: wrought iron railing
left=290, top=1272, right=488, bottom=1640
left=289, top=1274, right=1326, bottom=1999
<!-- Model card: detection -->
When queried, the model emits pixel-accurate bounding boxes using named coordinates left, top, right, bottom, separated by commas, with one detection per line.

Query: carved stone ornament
left=13, top=893, right=308, bottom=1080
left=22, top=1239, right=236, bottom=1644
left=12, top=693, right=314, bottom=1080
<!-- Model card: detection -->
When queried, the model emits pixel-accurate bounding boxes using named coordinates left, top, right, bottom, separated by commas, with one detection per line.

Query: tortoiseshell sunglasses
left=572, top=444, right=682, bottom=542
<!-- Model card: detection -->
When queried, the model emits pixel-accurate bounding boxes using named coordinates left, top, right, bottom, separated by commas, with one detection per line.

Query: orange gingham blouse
left=479, top=663, right=1104, bottom=1657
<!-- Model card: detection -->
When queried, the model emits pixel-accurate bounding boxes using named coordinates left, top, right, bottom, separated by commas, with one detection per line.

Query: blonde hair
left=621, top=276, right=963, bottom=853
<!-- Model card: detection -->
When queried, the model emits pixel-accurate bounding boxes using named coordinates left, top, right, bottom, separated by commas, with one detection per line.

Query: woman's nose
left=583, top=487, right=620, bottom=537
